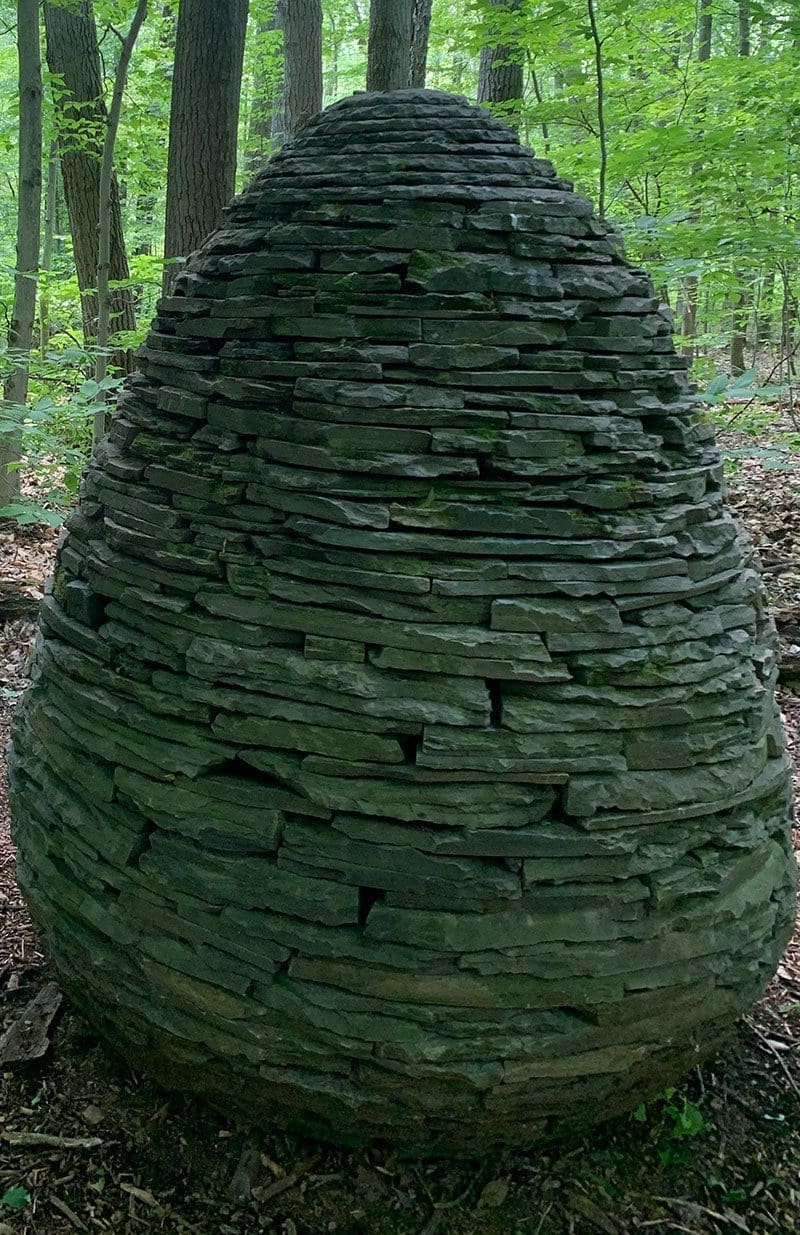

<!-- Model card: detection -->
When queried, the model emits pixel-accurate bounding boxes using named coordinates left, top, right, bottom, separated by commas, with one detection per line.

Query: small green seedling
left=1, top=1187, right=30, bottom=1211
left=632, top=1088, right=708, bottom=1163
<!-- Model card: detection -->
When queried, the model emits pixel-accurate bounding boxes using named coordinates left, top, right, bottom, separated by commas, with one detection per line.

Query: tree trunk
left=280, top=0, right=322, bottom=138
left=730, top=289, right=749, bottom=376
left=729, top=0, right=750, bottom=376
left=780, top=269, right=797, bottom=376
left=2, top=0, right=43, bottom=511
left=477, top=0, right=524, bottom=129
left=39, top=143, right=58, bottom=359
left=94, top=0, right=147, bottom=446
left=586, top=0, right=607, bottom=218
left=366, top=0, right=415, bottom=92
left=681, top=0, right=712, bottom=357
left=738, top=0, right=750, bottom=57
left=529, top=59, right=550, bottom=153
left=43, top=0, right=136, bottom=369
left=698, top=0, right=712, bottom=61
left=409, top=0, right=433, bottom=88
left=162, top=0, right=249, bottom=295
left=757, top=269, right=776, bottom=351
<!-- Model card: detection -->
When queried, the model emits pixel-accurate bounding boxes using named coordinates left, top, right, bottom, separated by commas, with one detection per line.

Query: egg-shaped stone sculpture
left=9, top=89, right=796, bottom=1154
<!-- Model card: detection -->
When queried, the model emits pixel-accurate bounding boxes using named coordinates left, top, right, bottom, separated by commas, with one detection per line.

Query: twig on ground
left=50, top=1195, right=88, bottom=1230
left=743, top=1016, right=800, bottom=1101
left=2, top=1131, right=103, bottom=1150
left=258, top=1157, right=317, bottom=1204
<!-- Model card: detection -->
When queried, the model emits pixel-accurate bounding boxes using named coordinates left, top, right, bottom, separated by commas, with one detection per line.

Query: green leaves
left=1, top=1187, right=31, bottom=1211
left=631, top=1088, right=709, bottom=1165
left=0, top=341, right=126, bottom=526
left=0, top=501, right=65, bottom=527
left=699, top=369, right=786, bottom=406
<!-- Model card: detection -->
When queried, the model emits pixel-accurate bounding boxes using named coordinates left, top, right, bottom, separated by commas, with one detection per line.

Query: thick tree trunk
left=94, top=0, right=147, bottom=446
left=410, top=0, right=433, bottom=88
left=43, top=0, right=135, bottom=369
left=162, top=0, right=249, bottom=295
left=366, top=0, right=415, bottom=92
left=477, top=0, right=524, bottom=127
left=280, top=0, right=322, bottom=138
left=2, top=0, right=43, bottom=510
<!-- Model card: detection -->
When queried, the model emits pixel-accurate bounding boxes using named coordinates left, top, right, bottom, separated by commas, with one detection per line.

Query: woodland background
left=1, top=0, right=799, bottom=527
left=0, top=4, right=799, bottom=1232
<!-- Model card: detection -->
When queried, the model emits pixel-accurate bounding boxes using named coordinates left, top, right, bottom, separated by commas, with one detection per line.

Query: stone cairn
left=10, top=89, right=796, bottom=1154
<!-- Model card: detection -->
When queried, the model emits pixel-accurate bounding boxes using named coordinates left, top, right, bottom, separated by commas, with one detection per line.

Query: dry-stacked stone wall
left=9, top=89, right=796, bottom=1153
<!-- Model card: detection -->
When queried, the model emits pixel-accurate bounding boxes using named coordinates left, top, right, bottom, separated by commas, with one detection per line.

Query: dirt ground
left=0, top=427, right=798, bottom=1235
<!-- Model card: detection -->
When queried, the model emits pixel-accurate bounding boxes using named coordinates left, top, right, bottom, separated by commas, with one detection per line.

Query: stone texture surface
left=9, top=89, right=796, bottom=1155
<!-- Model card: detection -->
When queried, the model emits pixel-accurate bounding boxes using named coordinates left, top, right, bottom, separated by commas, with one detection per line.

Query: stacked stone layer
left=9, top=89, right=796, bottom=1153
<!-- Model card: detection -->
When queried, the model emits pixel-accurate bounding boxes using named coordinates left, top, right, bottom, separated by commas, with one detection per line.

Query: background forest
left=0, top=0, right=799, bottom=525
left=1, top=5, right=800, bottom=1232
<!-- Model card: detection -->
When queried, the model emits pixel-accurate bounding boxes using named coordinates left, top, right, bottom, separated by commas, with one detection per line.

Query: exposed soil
left=0, top=433, right=798, bottom=1235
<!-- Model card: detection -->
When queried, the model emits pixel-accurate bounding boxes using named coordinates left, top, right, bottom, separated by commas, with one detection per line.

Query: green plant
left=722, top=443, right=800, bottom=472
left=632, top=1087, right=709, bottom=1164
left=0, top=356, right=124, bottom=526
left=0, top=1187, right=30, bottom=1211
left=698, top=368, right=787, bottom=408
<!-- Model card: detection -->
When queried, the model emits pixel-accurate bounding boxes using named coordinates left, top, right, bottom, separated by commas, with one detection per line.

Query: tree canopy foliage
left=0, top=0, right=798, bottom=521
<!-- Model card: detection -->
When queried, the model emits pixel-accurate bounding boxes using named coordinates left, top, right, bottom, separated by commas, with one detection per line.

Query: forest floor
left=0, top=418, right=799, bottom=1235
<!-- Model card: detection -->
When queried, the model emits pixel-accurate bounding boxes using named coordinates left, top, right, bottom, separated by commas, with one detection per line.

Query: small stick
left=743, top=1016, right=800, bottom=1101
left=259, top=1158, right=317, bottom=1203
left=50, top=1196, right=88, bottom=1231
left=655, top=1197, right=749, bottom=1227
left=2, top=1131, right=103, bottom=1150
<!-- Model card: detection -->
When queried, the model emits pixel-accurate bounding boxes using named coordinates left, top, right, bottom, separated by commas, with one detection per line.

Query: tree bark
left=409, top=0, right=433, bottom=88
left=39, top=143, right=58, bottom=359
left=162, top=0, right=249, bottom=295
left=586, top=0, right=607, bottom=219
left=738, top=0, right=751, bottom=56
left=2, top=0, right=43, bottom=510
left=698, top=0, right=712, bottom=61
left=477, top=0, right=524, bottom=128
left=681, top=0, right=712, bottom=356
left=43, top=0, right=136, bottom=368
left=94, top=0, right=147, bottom=446
left=728, top=0, right=750, bottom=376
left=280, top=0, right=322, bottom=138
left=366, top=0, right=415, bottom=92
left=730, top=289, right=748, bottom=376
